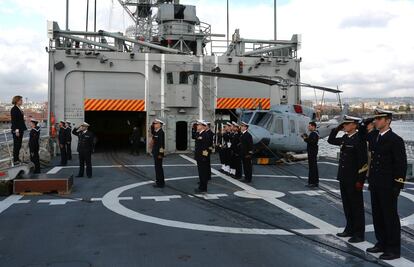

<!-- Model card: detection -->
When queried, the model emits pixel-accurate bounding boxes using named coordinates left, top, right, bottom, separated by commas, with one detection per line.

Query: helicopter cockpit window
left=257, top=113, right=273, bottom=130
left=251, top=112, right=267, bottom=125
left=241, top=112, right=253, bottom=124
left=270, top=117, right=284, bottom=135
left=289, top=120, right=296, bottom=133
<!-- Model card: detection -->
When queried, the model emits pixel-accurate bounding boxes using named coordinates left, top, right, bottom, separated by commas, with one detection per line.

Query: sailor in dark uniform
left=205, top=121, right=214, bottom=180
left=72, top=122, right=94, bottom=178
left=223, top=122, right=233, bottom=174
left=29, top=119, right=41, bottom=173
left=230, top=122, right=242, bottom=179
left=58, top=120, right=67, bottom=166
left=364, top=108, right=407, bottom=260
left=301, top=121, right=319, bottom=187
left=194, top=120, right=210, bottom=193
left=217, top=123, right=227, bottom=173
left=151, top=119, right=166, bottom=188
left=65, top=121, right=72, bottom=160
left=239, top=122, right=254, bottom=183
left=328, top=115, right=368, bottom=243
left=10, top=95, right=27, bottom=164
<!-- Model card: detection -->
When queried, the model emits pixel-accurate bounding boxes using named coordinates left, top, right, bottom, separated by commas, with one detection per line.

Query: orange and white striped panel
left=84, top=98, right=145, bottom=112
left=216, top=97, right=270, bottom=110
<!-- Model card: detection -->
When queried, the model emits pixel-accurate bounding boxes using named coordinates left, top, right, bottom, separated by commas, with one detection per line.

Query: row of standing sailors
left=216, top=121, right=254, bottom=183
left=328, top=109, right=407, bottom=261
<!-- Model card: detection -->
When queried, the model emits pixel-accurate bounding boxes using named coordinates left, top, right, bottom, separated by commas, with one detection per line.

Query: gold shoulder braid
left=358, top=163, right=368, bottom=174
left=394, top=178, right=405, bottom=184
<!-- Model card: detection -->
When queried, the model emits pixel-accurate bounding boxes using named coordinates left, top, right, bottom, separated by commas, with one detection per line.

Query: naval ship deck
left=1, top=152, right=413, bottom=267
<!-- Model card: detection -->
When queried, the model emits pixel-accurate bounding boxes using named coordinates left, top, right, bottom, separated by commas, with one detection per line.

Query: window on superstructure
left=166, top=72, right=173, bottom=84
left=179, top=72, right=189, bottom=84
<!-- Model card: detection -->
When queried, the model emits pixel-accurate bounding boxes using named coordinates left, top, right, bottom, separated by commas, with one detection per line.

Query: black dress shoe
left=152, top=184, right=165, bottom=188
left=87, top=176, right=92, bottom=179
left=306, top=184, right=318, bottom=188
left=366, top=246, right=384, bottom=253
left=194, top=188, right=207, bottom=194
left=379, top=252, right=400, bottom=260
left=241, top=179, right=251, bottom=183
left=336, top=232, right=352, bottom=237
left=348, top=236, right=364, bottom=243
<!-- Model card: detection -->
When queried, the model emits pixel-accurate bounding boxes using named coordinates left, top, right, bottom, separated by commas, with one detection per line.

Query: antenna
left=66, top=0, right=69, bottom=30
left=227, top=0, right=230, bottom=46
left=274, top=0, right=277, bottom=40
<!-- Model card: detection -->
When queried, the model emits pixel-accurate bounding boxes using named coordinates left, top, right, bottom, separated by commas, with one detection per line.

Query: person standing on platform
left=365, top=108, right=407, bottom=260
left=328, top=115, right=368, bottom=243
left=301, top=121, right=319, bottom=187
left=58, top=121, right=67, bottom=166
left=151, top=119, right=165, bottom=188
left=194, top=120, right=210, bottom=193
left=239, top=122, right=253, bottom=183
left=72, top=122, right=94, bottom=178
left=10, top=95, right=27, bottom=164
left=65, top=121, right=72, bottom=160
left=29, top=119, right=41, bottom=174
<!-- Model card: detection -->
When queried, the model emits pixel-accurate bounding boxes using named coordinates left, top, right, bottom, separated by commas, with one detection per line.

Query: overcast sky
left=0, top=0, right=413, bottom=102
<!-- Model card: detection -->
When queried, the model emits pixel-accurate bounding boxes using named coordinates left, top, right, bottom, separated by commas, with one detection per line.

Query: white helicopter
left=188, top=71, right=347, bottom=154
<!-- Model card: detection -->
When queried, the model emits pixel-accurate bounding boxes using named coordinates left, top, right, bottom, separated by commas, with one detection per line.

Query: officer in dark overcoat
left=301, top=121, right=319, bottom=187
left=239, top=122, right=254, bottom=183
left=29, top=119, right=41, bottom=173
left=151, top=119, right=165, bottom=188
left=194, top=120, right=210, bottom=193
left=364, top=108, right=407, bottom=260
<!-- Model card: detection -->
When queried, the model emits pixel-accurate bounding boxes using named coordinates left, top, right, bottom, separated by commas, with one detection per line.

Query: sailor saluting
left=72, top=122, right=94, bottom=178
left=328, top=115, right=368, bottom=243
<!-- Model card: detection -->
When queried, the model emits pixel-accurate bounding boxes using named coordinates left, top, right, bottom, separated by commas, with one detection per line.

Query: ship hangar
left=47, top=1, right=301, bottom=152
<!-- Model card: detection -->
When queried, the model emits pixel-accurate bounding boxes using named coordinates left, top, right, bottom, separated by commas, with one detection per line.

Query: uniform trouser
left=60, top=145, right=67, bottom=165
left=340, top=181, right=365, bottom=238
left=231, top=155, right=242, bottom=178
left=207, top=154, right=212, bottom=180
left=153, top=155, right=165, bottom=185
left=218, top=147, right=225, bottom=164
left=242, top=156, right=253, bottom=181
left=66, top=142, right=72, bottom=160
left=30, top=150, right=40, bottom=173
left=12, top=133, right=23, bottom=162
left=78, top=150, right=92, bottom=177
left=370, top=186, right=401, bottom=254
left=197, top=159, right=209, bottom=191
left=307, top=152, right=319, bottom=184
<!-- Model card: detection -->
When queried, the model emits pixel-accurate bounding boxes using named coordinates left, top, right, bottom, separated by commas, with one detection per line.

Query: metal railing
left=0, top=129, right=14, bottom=167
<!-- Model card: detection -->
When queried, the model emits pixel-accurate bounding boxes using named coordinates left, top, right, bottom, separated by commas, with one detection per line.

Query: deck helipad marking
left=47, top=164, right=221, bottom=174
left=47, top=167, right=62, bottom=174
left=102, top=175, right=312, bottom=236
left=141, top=195, right=182, bottom=202
left=180, top=154, right=339, bottom=232
left=194, top=193, right=228, bottom=200
left=179, top=154, right=414, bottom=266
left=289, top=190, right=325, bottom=196
left=38, top=199, right=79, bottom=205
left=0, top=195, right=25, bottom=214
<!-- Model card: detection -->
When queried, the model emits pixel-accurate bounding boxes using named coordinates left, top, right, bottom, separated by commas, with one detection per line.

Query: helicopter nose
left=249, top=125, right=270, bottom=145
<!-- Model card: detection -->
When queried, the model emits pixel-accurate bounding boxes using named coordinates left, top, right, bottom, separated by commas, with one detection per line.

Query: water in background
left=319, top=120, right=414, bottom=160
